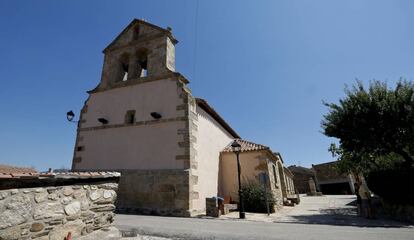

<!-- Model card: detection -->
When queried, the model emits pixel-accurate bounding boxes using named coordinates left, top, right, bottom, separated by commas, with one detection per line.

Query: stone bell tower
left=71, top=19, right=199, bottom=216
left=97, top=19, right=177, bottom=91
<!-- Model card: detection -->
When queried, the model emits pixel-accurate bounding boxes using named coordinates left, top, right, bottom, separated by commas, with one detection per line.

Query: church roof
left=195, top=98, right=240, bottom=138
left=221, top=139, right=269, bottom=153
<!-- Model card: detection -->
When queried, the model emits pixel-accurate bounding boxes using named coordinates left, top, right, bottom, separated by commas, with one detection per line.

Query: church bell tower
left=71, top=19, right=198, bottom=217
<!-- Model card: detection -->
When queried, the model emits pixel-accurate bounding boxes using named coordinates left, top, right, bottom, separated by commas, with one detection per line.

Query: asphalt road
left=114, top=195, right=414, bottom=240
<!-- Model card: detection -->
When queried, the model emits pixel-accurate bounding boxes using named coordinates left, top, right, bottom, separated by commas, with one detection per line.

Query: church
left=71, top=19, right=295, bottom=216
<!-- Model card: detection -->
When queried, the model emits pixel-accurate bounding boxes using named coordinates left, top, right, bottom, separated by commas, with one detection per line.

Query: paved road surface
left=115, top=195, right=414, bottom=240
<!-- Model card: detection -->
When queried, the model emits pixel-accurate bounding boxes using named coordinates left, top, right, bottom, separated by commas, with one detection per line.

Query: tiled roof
left=0, top=165, right=37, bottom=174
left=222, top=139, right=269, bottom=153
left=196, top=98, right=240, bottom=138
left=288, top=165, right=315, bottom=175
left=0, top=171, right=120, bottom=180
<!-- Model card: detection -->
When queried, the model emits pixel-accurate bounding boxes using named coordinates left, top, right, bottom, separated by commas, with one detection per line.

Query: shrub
left=240, top=181, right=275, bottom=213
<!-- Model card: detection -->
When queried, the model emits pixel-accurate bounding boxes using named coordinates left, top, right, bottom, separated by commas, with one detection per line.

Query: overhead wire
left=192, top=0, right=200, bottom=86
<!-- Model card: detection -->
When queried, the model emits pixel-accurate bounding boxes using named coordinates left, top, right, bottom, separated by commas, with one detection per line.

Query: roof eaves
left=196, top=98, right=240, bottom=138
left=284, top=167, right=294, bottom=177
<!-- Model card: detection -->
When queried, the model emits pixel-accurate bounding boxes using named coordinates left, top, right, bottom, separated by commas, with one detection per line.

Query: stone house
left=312, top=161, right=357, bottom=195
left=283, top=167, right=295, bottom=195
left=71, top=19, right=294, bottom=216
left=219, top=140, right=290, bottom=209
left=287, top=165, right=317, bottom=194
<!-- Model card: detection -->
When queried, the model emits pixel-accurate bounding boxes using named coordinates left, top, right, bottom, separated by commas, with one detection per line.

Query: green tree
left=322, top=80, right=414, bottom=173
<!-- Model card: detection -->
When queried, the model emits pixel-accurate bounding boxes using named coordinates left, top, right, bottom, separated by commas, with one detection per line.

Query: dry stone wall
left=0, top=176, right=119, bottom=240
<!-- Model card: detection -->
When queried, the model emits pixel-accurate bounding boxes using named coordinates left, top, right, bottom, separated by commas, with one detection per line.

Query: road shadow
left=275, top=206, right=412, bottom=228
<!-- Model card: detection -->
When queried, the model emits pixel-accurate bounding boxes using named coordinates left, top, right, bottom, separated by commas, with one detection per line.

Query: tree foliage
left=322, top=80, right=414, bottom=173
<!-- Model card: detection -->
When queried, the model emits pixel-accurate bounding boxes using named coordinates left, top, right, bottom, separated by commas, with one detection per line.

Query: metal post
left=236, top=152, right=245, bottom=219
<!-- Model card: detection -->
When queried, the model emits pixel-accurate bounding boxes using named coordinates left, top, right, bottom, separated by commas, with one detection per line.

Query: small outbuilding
left=312, top=161, right=357, bottom=195
left=287, top=165, right=318, bottom=194
left=219, top=140, right=297, bottom=209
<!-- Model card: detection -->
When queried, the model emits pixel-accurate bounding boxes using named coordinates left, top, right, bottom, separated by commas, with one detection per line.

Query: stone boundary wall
left=115, top=169, right=191, bottom=216
left=0, top=172, right=120, bottom=240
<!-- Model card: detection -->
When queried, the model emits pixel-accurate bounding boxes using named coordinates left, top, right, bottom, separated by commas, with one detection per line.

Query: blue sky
left=0, top=0, right=413, bottom=171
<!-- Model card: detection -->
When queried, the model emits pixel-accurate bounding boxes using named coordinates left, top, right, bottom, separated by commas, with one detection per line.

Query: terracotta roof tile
left=39, top=172, right=55, bottom=177
left=0, top=165, right=37, bottom=174
left=0, top=173, right=13, bottom=179
left=11, top=172, right=40, bottom=179
left=222, top=139, right=269, bottom=153
left=0, top=171, right=120, bottom=180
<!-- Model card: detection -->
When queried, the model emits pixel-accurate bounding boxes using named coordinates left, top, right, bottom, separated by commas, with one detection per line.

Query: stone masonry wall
left=287, top=166, right=316, bottom=194
left=116, top=169, right=190, bottom=217
left=0, top=182, right=118, bottom=240
left=267, top=161, right=284, bottom=209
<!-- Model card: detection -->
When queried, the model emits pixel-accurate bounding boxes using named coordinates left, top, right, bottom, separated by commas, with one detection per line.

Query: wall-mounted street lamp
left=150, top=112, right=162, bottom=119
left=66, top=110, right=78, bottom=123
left=97, top=118, right=109, bottom=124
left=231, top=140, right=245, bottom=219
left=67, top=110, right=109, bottom=125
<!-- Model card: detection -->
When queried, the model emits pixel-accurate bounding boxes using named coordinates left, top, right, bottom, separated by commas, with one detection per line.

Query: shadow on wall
left=275, top=206, right=412, bottom=228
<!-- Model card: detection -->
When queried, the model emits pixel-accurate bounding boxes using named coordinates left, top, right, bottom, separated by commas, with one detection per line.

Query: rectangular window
left=125, top=110, right=136, bottom=124
left=258, top=172, right=268, bottom=185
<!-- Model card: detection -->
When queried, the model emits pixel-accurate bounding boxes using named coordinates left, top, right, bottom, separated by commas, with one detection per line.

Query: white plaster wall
left=75, top=121, right=185, bottom=170
left=82, top=79, right=182, bottom=127
left=192, top=107, right=234, bottom=210
left=220, top=151, right=286, bottom=206
left=74, top=79, right=186, bottom=170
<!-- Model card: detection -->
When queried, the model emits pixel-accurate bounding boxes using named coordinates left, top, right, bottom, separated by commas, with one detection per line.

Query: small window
left=258, top=172, right=268, bottom=185
left=76, top=146, right=84, bottom=152
left=272, top=165, right=278, bottom=187
left=125, top=110, right=136, bottom=124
